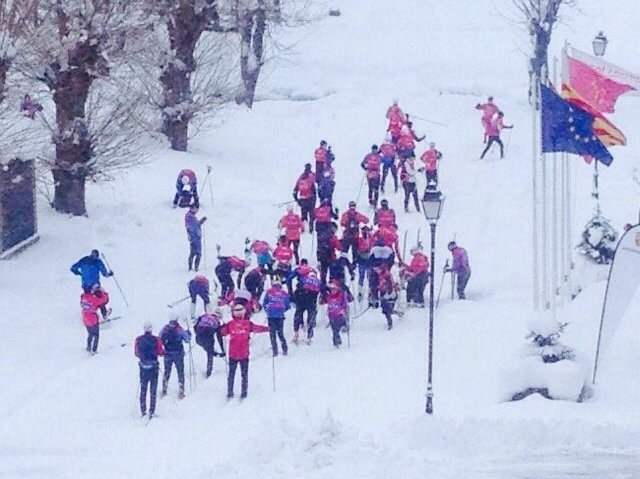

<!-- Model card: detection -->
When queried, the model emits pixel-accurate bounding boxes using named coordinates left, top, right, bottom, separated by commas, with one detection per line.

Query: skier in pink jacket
left=475, top=96, right=499, bottom=143
left=480, top=112, right=512, bottom=159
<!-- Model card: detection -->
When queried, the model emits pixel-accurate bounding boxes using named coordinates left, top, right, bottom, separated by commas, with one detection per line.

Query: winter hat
left=168, top=311, right=180, bottom=323
left=320, top=140, right=327, bottom=147
left=381, top=199, right=389, bottom=207
left=371, top=144, right=378, bottom=151
left=348, top=201, right=356, bottom=208
left=410, top=244, right=423, bottom=254
left=143, top=321, right=153, bottom=332
left=447, top=241, right=457, bottom=250
left=90, top=249, right=100, bottom=258
left=235, top=289, right=252, bottom=302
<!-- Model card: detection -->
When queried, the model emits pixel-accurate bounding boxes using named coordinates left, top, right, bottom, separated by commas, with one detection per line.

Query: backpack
left=194, top=315, right=219, bottom=335
left=161, top=325, right=184, bottom=354
left=137, top=334, right=159, bottom=368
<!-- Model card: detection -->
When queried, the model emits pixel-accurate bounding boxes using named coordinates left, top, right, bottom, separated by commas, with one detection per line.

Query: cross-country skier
left=314, top=140, right=330, bottom=180
left=272, top=235, right=294, bottom=281
left=401, top=244, right=430, bottom=308
left=188, top=274, right=211, bottom=319
left=80, top=284, right=110, bottom=354
left=286, top=260, right=321, bottom=344
left=475, top=96, right=500, bottom=143
left=173, top=169, right=199, bottom=208
left=321, top=280, right=352, bottom=348
left=369, top=239, right=396, bottom=308
left=135, top=322, right=164, bottom=418
left=262, top=280, right=290, bottom=356
left=355, top=226, right=374, bottom=301
left=400, top=156, right=420, bottom=213
left=340, top=201, right=369, bottom=263
left=361, top=145, right=382, bottom=208
left=374, top=199, right=397, bottom=229
left=244, top=266, right=266, bottom=304
left=317, top=222, right=343, bottom=284
left=446, top=241, right=471, bottom=299
left=278, top=206, right=303, bottom=264
left=380, top=139, right=398, bottom=194
left=250, top=239, right=274, bottom=276
left=215, top=253, right=247, bottom=304
left=480, top=111, right=513, bottom=159
left=293, top=163, right=316, bottom=233
left=386, top=100, right=407, bottom=143
left=194, top=309, right=225, bottom=378
left=229, top=288, right=261, bottom=316
left=220, top=302, right=270, bottom=399
left=372, top=225, right=402, bottom=263
left=160, top=313, right=192, bottom=400
left=71, top=249, right=113, bottom=293
left=396, top=121, right=424, bottom=160
left=420, top=142, right=442, bottom=186
left=377, top=266, right=401, bottom=330
left=318, top=156, right=336, bottom=206
left=314, top=198, right=339, bottom=236
left=185, top=204, right=207, bottom=271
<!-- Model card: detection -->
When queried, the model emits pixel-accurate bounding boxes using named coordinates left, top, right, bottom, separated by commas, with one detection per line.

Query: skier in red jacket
left=278, top=206, right=303, bottom=264
left=360, top=145, right=382, bottom=208
left=293, top=163, right=317, bottom=233
left=220, top=303, right=270, bottom=399
left=80, top=285, right=110, bottom=354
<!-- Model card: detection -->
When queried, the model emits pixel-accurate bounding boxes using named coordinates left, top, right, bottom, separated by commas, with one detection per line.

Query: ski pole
left=435, top=260, right=449, bottom=309
left=202, top=224, right=208, bottom=272
left=168, top=295, right=190, bottom=308
left=450, top=269, right=455, bottom=300
left=355, top=172, right=366, bottom=206
left=101, top=253, right=129, bottom=307
left=271, top=354, right=276, bottom=392
left=407, top=113, right=448, bottom=127
left=504, top=128, right=513, bottom=158
left=206, top=165, right=214, bottom=207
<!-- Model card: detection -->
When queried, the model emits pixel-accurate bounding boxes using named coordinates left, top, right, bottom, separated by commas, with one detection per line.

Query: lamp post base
left=425, top=395, right=433, bottom=414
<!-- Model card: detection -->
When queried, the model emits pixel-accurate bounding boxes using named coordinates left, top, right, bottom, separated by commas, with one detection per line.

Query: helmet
left=143, top=321, right=153, bottom=332
left=181, top=175, right=190, bottom=185
left=168, top=311, right=179, bottom=323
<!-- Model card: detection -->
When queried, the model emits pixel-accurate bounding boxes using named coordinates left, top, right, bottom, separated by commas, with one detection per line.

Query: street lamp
left=592, top=31, right=608, bottom=57
left=421, top=182, right=445, bottom=415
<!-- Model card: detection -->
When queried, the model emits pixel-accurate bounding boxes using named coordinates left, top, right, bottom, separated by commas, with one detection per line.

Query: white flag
left=593, top=224, right=640, bottom=382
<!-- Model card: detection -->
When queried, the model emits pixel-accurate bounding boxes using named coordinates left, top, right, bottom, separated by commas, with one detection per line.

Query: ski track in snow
left=2, top=0, right=640, bottom=477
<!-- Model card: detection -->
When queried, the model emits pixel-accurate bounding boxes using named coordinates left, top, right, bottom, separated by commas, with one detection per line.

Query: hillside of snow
left=2, top=0, right=640, bottom=478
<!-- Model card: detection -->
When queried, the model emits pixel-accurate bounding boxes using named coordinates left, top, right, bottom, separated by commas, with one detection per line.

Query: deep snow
left=2, top=0, right=640, bottom=478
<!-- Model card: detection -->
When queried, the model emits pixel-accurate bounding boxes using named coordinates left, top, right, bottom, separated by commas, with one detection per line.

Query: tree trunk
left=51, top=68, right=93, bottom=216
left=160, top=5, right=203, bottom=152
left=237, top=6, right=266, bottom=108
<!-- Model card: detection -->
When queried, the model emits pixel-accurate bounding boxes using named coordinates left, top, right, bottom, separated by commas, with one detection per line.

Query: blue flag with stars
left=540, top=83, right=613, bottom=166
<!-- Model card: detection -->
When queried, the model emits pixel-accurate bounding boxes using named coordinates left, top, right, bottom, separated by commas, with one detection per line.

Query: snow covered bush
left=501, top=317, right=589, bottom=402
left=576, top=215, right=618, bottom=265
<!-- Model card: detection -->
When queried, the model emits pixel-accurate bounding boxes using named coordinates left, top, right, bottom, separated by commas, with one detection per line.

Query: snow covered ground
left=2, top=0, right=640, bottom=477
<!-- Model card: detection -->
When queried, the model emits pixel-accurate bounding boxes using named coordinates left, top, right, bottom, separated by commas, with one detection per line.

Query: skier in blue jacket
left=70, top=249, right=113, bottom=293
left=262, top=281, right=290, bottom=356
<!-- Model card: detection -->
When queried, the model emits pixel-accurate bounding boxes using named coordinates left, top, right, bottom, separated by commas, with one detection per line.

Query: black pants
left=196, top=331, right=224, bottom=377
left=299, top=197, right=316, bottom=231
left=163, top=354, right=185, bottom=394
left=227, top=358, right=249, bottom=397
left=407, top=271, right=429, bottom=305
left=425, top=169, right=438, bottom=186
left=330, top=319, right=346, bottom=346
left=139, top=364, right=159, bottom=415
left=319, top=260, right=330, bottom=285
left=291, top=240, right=300, bottom=264
left=293, top=293, right=318, bottom=338
left=481, top=136, right=504, bottom=158
left=367, top=177, right=380, bottom=207
left=456, top=269, right=471, bottom=299
left=268, top=318, right=288, bottom=355
left=341, top=235, right=358, bottom=264
left=403, top=182, right=420, bottom=212
left=381, top=297, right=396, bottom=327
left=216, top=267, right=235, bottom=300
left=381, top=163, right=398, bottom=192
left=86, top=325, right=99, bottom=352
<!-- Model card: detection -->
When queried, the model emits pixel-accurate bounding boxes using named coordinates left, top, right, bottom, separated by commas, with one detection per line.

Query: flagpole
left=532, top=80, right=540, bottom=311
left=562, top=42, right=572, bottom=303
left=551, top=55, right=559, bottom=318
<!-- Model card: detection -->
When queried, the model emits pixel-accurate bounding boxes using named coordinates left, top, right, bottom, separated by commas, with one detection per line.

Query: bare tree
left=13, top=0, right=150, bottom=216
left=512, top=0, right=575, bottom=102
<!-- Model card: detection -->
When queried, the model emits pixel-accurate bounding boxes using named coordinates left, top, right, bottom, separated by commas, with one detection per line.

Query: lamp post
left=591, top=31, right=607, bottom=216
left=421, top=183, right=445, bottom=415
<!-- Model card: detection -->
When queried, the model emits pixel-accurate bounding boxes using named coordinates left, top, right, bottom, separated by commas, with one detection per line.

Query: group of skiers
left=73, top=99, right=478, bottom=419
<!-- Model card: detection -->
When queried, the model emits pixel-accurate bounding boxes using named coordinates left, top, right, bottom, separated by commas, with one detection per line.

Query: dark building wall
left=1, top=158, right=37, bottom=254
